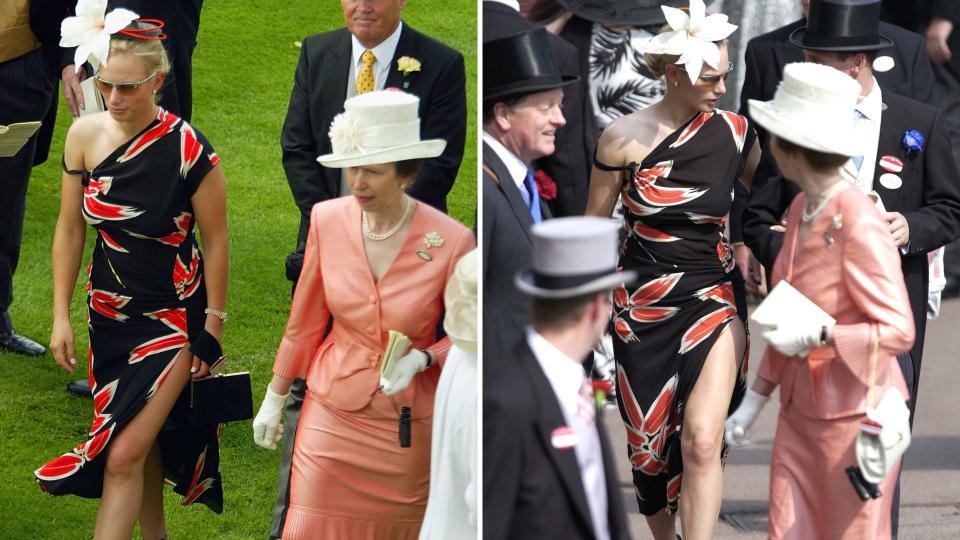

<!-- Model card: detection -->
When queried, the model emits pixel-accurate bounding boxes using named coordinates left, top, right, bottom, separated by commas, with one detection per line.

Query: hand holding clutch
left=380, top=349, right=428, bottom=396
left=724, top=389, right=771, bottom=447
left=761, top=321, right=828, bottom=357
left=252, top=386, right=290, bottom=450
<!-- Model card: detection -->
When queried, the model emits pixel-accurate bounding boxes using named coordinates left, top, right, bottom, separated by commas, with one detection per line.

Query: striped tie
left=356, top=49, right=376, bottom=94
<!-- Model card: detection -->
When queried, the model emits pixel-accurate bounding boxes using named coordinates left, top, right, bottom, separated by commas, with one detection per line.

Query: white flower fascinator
left=59, top=0, right=139, bottom=73
left=642, top=0, right=737, bottom=84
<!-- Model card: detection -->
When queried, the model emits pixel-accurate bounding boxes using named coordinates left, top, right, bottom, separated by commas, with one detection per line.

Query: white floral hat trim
left=59, top=0, right=139, bottom=73
left=642, top=0, right=737, bottom=84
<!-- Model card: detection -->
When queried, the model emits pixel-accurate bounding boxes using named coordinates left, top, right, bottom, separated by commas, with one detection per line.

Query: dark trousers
left=0, top=49, right=55, bottom=314
left=891, top=351, right=916, bottom=540
left=269, top=377, right=306, bottom=539
left=932, top=60, right=960, bottom=276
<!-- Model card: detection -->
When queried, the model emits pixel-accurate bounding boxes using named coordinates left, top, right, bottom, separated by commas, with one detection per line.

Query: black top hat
left=789, top=0, right=893, bottom=52
left=483, top=28, right=579, bottom=104
left=557, top=0, right=686, bottom=27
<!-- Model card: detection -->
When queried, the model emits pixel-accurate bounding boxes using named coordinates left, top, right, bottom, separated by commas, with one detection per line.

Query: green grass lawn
left=0, top=1, right=476, bottom=537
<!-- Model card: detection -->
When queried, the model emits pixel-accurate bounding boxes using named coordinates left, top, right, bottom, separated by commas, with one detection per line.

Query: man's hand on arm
left=61, top=64, right=87, bottom=117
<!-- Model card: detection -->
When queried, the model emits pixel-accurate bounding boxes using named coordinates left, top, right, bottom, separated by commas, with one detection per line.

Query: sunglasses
left=93, top=72, right=158, bottom=95
left=679, top=62, right=734, bottom=85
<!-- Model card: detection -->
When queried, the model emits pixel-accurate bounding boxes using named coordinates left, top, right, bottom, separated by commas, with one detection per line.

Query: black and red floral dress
left=36, top=109, right=224, bottom=512
left=597, top=110, right=756, bottom=516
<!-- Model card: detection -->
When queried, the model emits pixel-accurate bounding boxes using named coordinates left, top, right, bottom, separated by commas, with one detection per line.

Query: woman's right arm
left=50, top=124, right=88, bottom=373
left=585, top=122, right=627, bottom=218
left=270, top=205, right=331, bottom=391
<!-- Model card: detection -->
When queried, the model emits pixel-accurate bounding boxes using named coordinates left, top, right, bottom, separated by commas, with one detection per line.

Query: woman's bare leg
left=138, top=439, right=167, bottom=539
left=93, top=348, right=191, bottom=540
left=644, top=507, right=677, bottom=540
left=678, top=318, right=746, bottom=540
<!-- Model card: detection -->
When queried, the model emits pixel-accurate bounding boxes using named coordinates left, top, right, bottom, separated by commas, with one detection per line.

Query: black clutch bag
left=188, top=372, right=253, bottom=426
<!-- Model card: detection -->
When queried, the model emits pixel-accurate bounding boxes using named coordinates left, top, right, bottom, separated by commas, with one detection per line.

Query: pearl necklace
left=801, top=182, right=847, bottom=223
left=362, top=196, right=413, bottom=241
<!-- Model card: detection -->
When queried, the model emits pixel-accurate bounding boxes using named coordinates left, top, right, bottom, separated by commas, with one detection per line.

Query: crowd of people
left=4, top=0, right=960, bottom=538
left=483, top=1, right=960, bottom=539
left=5, top=0, right=476, bottom=538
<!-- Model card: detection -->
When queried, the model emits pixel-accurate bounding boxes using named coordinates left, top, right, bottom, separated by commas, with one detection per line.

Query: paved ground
left=604, top=298, right=960, bottom=539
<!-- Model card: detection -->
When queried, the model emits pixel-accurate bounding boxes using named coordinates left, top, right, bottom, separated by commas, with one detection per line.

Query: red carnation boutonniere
left=592, top=379, right=614, bottom=409
left=533, top=169, right=558, bottom=200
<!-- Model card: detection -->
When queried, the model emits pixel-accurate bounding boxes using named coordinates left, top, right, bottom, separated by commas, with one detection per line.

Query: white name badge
left=879, top=173, right=903, bottom=190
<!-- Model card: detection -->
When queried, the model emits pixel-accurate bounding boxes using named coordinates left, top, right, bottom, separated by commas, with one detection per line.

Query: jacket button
left=369, top=296, right=377, bottom=304
left=366, top=327, right=375, bottom=335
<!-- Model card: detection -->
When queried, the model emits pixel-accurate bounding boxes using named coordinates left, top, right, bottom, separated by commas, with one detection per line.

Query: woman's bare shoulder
left=598, top=110, right=660, bottom=165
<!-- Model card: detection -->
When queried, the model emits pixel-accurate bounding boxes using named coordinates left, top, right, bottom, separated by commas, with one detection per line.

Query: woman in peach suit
left=251, top=91, right=474, bottom=539
left=734, top=63, right=915, bottom=539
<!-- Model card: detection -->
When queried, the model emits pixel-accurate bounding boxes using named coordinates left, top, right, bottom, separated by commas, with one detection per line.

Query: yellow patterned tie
left=356, top=49, right=376, bottom=94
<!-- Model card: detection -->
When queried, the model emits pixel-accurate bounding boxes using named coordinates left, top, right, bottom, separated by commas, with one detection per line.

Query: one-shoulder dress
left=35, top=108, right=224, bottom=512
left=596, top=110, right=756, bottom=515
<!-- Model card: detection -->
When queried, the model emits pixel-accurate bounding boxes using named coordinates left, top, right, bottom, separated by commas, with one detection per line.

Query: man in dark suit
left=482, top=29, right=576, bottom=365
left=881, top=0, right=960, bottom=297
left=484, top=216, right=632, bottom=540
left=282, top=0, right=466, bottom=261
left=0, top=0, right=59, bottom=357
left=732, top=0, right=938, bottom=287
left=270, top=3, right=466, bottom=537
left=483, top=0, right=592, bottom=217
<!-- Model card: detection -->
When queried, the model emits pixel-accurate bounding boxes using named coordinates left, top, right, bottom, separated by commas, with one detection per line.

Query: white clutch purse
left=750, top=280, right=836, bottom=332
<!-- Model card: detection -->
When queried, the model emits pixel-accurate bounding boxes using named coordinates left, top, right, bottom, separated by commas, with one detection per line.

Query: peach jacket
left=272, top=197, right=474, bottom=417
left=758, top=185, right=914, bottom=420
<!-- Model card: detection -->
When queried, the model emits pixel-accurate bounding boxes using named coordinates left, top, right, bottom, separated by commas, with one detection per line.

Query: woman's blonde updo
left=107, top=36, right=170, bottom=76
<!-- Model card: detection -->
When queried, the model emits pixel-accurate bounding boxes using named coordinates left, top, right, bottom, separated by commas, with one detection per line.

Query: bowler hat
left=557, top=0, right=685, bottom=27
left=789, top=0, right=893, bottom=52
left=483, top=28, right=579, bottom=104
left=515, top=217, right=636, bottom=299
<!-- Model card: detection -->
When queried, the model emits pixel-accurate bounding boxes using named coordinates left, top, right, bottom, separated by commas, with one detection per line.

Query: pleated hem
left=282, top=506, right=421, bottom=540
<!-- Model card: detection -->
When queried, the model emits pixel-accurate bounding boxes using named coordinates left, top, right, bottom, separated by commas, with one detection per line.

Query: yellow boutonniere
left=397, top=56, right=422, bottom=76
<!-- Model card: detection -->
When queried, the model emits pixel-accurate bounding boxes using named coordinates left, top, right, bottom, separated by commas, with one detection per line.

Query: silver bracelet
left=204, top=308, right=228, bottom=323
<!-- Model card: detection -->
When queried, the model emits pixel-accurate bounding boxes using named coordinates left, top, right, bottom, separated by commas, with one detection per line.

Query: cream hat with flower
left=748, top=62, right=861, bottom=157
left=317, top=90, right=445, bottom=168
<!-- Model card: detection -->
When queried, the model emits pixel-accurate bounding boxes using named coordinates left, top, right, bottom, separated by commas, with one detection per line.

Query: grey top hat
left=557, top=0, right=686, bottom=27
left=515, top=217, right=637, bottom=299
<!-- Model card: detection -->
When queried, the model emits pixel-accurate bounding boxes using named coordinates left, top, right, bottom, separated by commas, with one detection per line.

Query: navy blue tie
left=523, top=169, right=543, bottom=224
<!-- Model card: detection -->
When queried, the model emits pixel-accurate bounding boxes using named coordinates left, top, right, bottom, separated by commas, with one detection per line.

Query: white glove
left=252, top=386, right=290, bottom=450
left=760, top=321, right=827, bottom=357
left=724, top=389, right=771, bottom=447
left=380, top=349, right=429, bottom=396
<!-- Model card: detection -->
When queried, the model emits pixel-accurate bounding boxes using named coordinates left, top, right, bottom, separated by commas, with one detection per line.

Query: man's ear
left=493, top=101, right=512, bottom=132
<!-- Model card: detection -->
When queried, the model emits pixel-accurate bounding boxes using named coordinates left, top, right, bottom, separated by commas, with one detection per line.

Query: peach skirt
left=769, top=404, right=899, bottom=540
left=282, top=390, right=432, bottom=540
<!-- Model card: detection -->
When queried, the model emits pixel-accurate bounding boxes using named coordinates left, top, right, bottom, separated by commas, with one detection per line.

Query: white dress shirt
left=841, top=77, right=883, bottom=193
left=527, top=329, right=611, bottom=540
left=483, top=131, right=530, bottom=199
